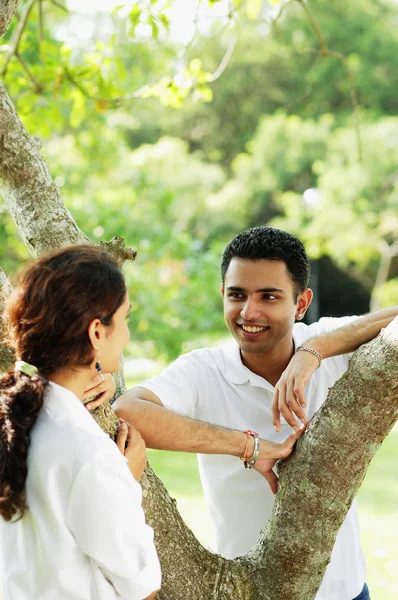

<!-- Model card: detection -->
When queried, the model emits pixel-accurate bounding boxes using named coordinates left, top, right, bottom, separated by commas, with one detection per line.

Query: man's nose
left=240, top=299, right=261, bottom=321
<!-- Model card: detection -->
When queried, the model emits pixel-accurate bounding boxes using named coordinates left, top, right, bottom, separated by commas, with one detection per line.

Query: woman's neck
left=46, top=368, right=93, bottom=402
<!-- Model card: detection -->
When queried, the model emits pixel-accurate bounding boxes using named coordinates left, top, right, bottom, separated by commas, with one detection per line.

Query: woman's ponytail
left=0, top=370, right=47, bottom=521
left=0, top=244, right=126, bottom=521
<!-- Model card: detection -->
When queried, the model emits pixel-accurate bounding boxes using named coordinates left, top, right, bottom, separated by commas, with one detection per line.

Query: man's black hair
left=221, top=226, right=310, bottom=294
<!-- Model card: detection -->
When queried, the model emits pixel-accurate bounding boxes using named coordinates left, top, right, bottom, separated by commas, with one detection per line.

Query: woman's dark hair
left=0, top=244, right=126, bottom=521
left=221, top=226, right=311, bottom=297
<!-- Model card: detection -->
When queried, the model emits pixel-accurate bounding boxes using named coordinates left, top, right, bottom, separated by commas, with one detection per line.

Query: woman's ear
left=87, top=318, right=102, bottom=349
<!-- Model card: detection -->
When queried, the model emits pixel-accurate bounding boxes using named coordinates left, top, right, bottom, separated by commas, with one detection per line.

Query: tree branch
left=1, top=0, right=37, bottom=77
left=207, top=33, right=238, bottom=83
left=38, top=0, right=43, bottom=41
left=295, top=0, right=362, bottom=162
left=0, top=0, right=20, bottom=38
left=370, top=241, right=398, bottom=311
left=49, top=0, right=68, bottom=12
left=16, top=50, right=43, bottom=92
left=0, top=80, right=87, bottom=256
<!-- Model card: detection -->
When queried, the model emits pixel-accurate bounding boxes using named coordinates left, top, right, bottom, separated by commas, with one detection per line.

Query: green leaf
left=128, top=4, right=142, bottom=37
left=70, top=89, right=86, bottom=128
left=159, top=13, right=170, bottom=30
left=111, top=4, right=126, bottom=16
left=149, top=15, right=159, bottom=40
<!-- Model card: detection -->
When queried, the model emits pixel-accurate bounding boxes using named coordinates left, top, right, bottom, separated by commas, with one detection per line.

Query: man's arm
left=301, top=306, right=398, bottom=358
left=272, top=307, right=398, bottom=431
left=114, top=387, right=303, bottom=494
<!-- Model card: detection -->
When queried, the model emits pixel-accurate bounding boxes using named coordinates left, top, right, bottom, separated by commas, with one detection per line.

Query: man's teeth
left=241, top=325, right=267, bottom=333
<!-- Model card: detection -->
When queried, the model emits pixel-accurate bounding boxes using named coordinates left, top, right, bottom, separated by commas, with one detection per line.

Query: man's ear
left=220, top=284, right=224, bottom=298
left=296, top=288, right=313, bottom=319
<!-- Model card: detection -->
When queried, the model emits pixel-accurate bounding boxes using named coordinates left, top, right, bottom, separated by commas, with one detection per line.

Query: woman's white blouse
left=0, top=381, right=161, bottom=600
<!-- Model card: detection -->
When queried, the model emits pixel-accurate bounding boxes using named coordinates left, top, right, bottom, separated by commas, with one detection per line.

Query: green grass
left=148, top=425, right=398, bottom=599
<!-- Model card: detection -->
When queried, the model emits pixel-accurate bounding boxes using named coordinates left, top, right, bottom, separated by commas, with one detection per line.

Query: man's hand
left=253, top=429, right=304, bottom=494
left=84, top=373, right=116, bottom=410
left=116, top=419, right=147, bottom=481
left=272, top=350, right=320, bottom=432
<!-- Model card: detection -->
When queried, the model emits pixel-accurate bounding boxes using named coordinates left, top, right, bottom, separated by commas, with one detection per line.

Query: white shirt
left=0, top=382, right=161, bottom=600
left=141, top=316, right=366, bottom=600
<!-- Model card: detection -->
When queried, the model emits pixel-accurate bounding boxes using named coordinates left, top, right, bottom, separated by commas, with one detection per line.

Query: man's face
left=222, top=258, right=305, bottom=355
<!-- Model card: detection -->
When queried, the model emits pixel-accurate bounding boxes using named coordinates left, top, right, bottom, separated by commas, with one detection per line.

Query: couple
left=1, top=226, right=395, bottom=599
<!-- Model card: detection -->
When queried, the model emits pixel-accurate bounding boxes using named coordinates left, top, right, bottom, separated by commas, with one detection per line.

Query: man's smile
left=237, top=323, right=270, bottom=334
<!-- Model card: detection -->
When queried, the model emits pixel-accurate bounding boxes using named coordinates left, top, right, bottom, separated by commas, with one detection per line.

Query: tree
left=1, top=2, right=397, bottom=598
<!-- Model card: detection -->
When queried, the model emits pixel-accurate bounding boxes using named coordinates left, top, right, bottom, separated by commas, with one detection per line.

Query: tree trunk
left=0, top=4, right=397, bottom=596
left=0, top=80, right=87, bottom=256
left=0, top=267, right=14, bottom=372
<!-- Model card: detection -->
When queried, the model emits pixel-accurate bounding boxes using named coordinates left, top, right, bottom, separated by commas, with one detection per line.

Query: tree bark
left=0, top=267, right=15, bottom=372
left=0, top=0, right=19, bottom=38
left=0, top=81, right=87, bottom=256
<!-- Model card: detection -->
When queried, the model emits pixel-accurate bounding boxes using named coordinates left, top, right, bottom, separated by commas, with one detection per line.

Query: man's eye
left=263, top=295, right=277, bottom=300
left=229, top=293, right=243, bottom=299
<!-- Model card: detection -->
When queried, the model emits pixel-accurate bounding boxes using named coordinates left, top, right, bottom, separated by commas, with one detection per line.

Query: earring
left=95, top=350, right=102, bottom=374
left=95, top=353, right=104, bottom=381
left=297, top=313, right=303, bottom=319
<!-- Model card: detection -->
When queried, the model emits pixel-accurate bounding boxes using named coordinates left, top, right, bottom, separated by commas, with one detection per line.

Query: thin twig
left=271, top=0, right=295, bottom=40
left=63, top=67, right=94, bottom=99
left=38, top=0, right=44, bottom=41
left=207, top=33, right=238, bottom=82
left=16, top=51, right=43, bottom=92
left=1, top=0, right=37, bottom=76
left=295, top=0, right=362, bottom=161
left=49, top=0, right=68, bottom=12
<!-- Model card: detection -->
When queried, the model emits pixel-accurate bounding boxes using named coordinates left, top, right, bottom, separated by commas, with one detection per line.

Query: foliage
left=1, top=0, right=397, bottom=359
left=141, top=0, right=398, bottom=166
left=210, top=111, right=398, bottom=300
left=43, top=133, right=227, bottom=359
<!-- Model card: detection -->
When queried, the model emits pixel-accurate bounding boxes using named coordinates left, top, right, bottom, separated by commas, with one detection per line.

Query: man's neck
left=240, top=340, right=295, bottom=387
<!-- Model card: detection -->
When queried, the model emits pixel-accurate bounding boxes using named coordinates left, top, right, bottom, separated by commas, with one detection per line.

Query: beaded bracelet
left=295, top=345, right=322, bottom=368
left=240, top=429, right=259, bottom=467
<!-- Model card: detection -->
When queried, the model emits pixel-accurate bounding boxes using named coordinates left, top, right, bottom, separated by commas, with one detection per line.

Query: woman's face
left=99, top=294, right=131, bottom=374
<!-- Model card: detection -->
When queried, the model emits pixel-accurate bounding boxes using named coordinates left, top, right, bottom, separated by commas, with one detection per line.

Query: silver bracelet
left=245, top=434, right=260, bottom=469
left=295, top=345, right=322, bottom=368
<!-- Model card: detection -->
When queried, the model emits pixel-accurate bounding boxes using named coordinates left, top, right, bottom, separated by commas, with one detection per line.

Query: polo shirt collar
left=220, top=340, right=274, bottom=391
left=43, top=381, right=106, bottom=437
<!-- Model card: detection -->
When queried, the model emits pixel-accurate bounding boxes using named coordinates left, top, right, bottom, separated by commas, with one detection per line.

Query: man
left=115, top=226, right=397, bottom=600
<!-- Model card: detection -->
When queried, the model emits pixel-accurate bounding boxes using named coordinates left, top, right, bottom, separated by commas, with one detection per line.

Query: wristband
left=295, top=345, right=322, bottom=368
left=245, top=434, right=260, bottom=469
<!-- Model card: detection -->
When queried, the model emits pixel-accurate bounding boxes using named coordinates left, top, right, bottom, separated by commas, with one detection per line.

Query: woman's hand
left=84, top=373, right=116, bottom=411
left=116, top=419, right=147, bottom=481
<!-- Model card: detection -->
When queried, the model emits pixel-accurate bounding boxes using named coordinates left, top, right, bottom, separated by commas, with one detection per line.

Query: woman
left=0, top=245, right=161, bottom=600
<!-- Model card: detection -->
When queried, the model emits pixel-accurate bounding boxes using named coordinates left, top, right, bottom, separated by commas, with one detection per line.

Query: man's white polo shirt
left=0, top=381, right=161, bottom=600
left=141, top=316, right=366, bottom=600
